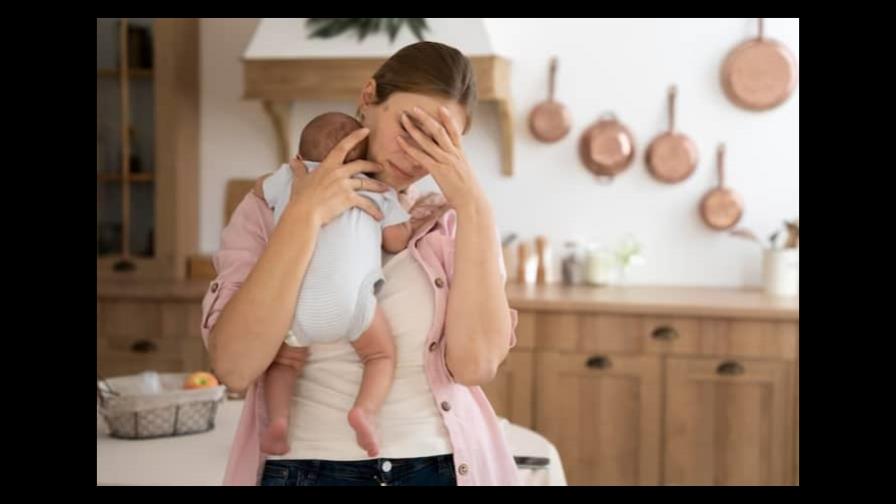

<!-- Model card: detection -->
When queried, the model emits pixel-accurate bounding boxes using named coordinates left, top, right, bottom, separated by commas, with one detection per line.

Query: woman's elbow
left=208, top=333, right=252, bottom=392
left=449, top=348, right=506, bottom=386
left=213, top=362, right=251, bottom=393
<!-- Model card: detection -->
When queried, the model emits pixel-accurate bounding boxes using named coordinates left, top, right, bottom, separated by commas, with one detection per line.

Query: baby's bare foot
left=260, top=417, right=290, bottom=455
left=348, top=406, right=380, bottom=458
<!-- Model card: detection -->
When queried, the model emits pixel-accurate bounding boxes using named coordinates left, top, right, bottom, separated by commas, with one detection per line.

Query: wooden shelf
left=97, top=68, right=154, bottom=79
left=97, top=172, right=155, bottom=182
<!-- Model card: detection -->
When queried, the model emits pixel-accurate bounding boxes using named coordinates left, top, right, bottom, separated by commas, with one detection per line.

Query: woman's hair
left=368, top=41, right=477, bottom=133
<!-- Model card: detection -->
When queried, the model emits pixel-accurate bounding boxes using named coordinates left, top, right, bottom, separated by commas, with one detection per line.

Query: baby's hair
left=299, top=112, right=364, bottom=161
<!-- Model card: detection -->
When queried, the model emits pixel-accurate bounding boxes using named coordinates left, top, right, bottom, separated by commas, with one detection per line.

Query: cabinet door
left=664, top=357, right=795, bottom=485
left=536, top=351, right=661, bottom=485
left=97, top=300, right=209, bottom=377
left=481, top=350, right=534, bottom=428
left=97, top=18, right=198, bottom=279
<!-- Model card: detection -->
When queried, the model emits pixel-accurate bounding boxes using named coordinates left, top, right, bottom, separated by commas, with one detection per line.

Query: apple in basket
left=183, top=371, right=219, bottom=390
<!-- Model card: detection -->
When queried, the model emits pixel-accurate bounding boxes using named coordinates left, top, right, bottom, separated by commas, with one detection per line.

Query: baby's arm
left=382, top=222, right=413, bottom=253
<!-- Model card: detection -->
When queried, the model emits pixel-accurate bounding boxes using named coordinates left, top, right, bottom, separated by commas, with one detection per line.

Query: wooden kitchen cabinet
left=663, top=356, right=795, bottom=485
left=480, top=311, right=536, bottom=427
left=97, top=18, right=199, bottom=280
left=97, top=280, right=210, bottom=377
left=480, top=350, right=535, bottom=429
left=536, top=351, right=662, bottom=485
left=502, top=284, right=799, bottom=486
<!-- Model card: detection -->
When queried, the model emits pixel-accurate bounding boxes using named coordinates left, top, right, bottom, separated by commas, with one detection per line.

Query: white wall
left=200, top=18, right=799, bottom=287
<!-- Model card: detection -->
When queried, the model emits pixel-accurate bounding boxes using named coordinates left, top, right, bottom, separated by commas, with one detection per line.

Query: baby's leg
left=261, top=362, right=300, bottom=455
left=348, top=307, right=396, bottom=458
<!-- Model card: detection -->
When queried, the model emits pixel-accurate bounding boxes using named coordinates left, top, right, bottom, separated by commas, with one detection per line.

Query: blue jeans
left=260, top=454, right=457, bottom=486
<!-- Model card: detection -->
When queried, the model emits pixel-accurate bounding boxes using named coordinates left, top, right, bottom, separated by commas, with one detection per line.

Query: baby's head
left=298, top=112, right=368, bottom=163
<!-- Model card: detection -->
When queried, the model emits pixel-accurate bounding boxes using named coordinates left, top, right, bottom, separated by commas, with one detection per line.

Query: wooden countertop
left=98, top=279, right=798, bottom=321
left=506, top=284, right=798, bottom=321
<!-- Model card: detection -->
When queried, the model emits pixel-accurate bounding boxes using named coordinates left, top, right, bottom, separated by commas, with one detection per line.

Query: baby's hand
left=408, top=192, right=450, bottom=234
left=383, top=221, right=413, bottom=253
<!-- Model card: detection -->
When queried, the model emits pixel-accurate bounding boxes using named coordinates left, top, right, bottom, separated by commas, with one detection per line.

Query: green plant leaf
left=408, top=18, right=428, bottom=40
left=386, top=18, right=401, bottom=41
left=305, top=18, right=426, bottom=42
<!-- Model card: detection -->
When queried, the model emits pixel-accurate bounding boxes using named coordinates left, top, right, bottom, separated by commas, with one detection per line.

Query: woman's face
left=359, top=87, right=467, bottom=192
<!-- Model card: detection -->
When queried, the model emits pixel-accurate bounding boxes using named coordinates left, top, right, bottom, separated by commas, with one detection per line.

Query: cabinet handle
left=586, top=355, right=612, bottom=370
left=716, top=360, right=745, bottom=376
left=113, top=259, right=136, bottom=272
left=131, top=339, right=158, bottom=354
left=651, top=326, right=679, bottom=341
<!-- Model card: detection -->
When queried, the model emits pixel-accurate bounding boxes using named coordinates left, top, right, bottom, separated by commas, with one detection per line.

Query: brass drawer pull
left=716, top=360, right=745, bottom=376
left=586, top=355, right=612, bottom=370
left=651, top=326, right=679, bottom=341
left=130, top=339, right=158, bottom=354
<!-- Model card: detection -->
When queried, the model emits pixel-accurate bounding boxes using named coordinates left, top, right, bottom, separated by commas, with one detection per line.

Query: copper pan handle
left=716, top=143, right=726, bottom=188
left=548, top=56, right=558, bottom=101
left=667, top=85, right=677, bottom=132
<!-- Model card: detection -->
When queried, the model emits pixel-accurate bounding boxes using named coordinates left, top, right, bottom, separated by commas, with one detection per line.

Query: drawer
left=98, top=300, right=162, bottom=339
left=98, top=336, right=209, bottom=376
left=535, top=312, right=644, bottom=353
left=642, top=316, right=797, bottom=361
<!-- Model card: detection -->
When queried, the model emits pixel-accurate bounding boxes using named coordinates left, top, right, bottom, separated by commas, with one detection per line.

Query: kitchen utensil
left=721, top=18, right=798, bottom=111
left=646, top=85, right=698, bottom=183
left=578, top=112, right=636, bottom=182
left=528, top=57, right=572, bottom=143
left=699, top=144, right=743, bottom=230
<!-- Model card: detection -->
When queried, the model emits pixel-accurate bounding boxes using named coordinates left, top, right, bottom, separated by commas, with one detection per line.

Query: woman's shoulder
left=222, top=184, right=275, bottom=246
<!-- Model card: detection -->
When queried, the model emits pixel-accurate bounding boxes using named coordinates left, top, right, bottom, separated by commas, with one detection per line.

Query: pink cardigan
left=200, top=192, right=521, bottom=485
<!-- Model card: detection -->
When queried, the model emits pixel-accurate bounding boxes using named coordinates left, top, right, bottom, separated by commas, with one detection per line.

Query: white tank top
left=268, top=248, right=453, bottom=461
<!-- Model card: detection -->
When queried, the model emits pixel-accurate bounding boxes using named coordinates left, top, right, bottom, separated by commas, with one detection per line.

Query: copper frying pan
left=722, top=18, right=798, bottom=111
left=699, top=144, right=743, bottom=230
left=529, top=57, right=571, bottom=143
left=646, top=85, right=698, bottom=183
left=578, top=112, right=636, bottom=182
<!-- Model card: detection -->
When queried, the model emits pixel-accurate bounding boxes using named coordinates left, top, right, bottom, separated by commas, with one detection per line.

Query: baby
left=259, top=112, right=413, bottom=458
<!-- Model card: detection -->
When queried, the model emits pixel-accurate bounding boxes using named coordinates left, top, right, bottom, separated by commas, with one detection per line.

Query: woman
left=201, top=41, right=520, bottom=486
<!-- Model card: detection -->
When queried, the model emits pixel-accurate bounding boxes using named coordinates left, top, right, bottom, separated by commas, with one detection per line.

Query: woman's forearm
left=209, top=201, right=321, bottom=391
left=444, top=195, right=512, bottom=386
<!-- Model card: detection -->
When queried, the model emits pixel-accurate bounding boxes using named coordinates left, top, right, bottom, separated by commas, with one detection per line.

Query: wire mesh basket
left=97, top=372, right=226, bottom=439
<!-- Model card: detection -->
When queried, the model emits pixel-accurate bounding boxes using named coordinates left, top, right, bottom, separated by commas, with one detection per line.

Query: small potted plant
left=613, top=234, right=645, bottom=286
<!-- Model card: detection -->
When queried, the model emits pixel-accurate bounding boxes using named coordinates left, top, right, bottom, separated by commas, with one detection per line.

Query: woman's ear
left=359, top=79, right=377, bottom=107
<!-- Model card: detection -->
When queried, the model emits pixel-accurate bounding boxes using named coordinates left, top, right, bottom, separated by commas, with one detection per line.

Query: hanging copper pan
left=528, top=57, right=571, bottom=143
left=646, top=85, right=698, bottom=183
left=700, top=144, right=743, bottom=230
left=721, top=18, right=798, bottom=111
left=578, top=112, right=636, bottom=182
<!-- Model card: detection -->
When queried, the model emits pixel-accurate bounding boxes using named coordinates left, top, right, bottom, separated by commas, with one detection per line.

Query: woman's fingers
left=322, top=128, right=371, bottom=167
left=438, top=106, right=463, bottom=148
left=397, top=136, right=440, bottom=174
left=401, top=112, right=448, bottom=163
left=409, top=106, right=456, bottom=152
left=351, top=193, right=384, bottom=221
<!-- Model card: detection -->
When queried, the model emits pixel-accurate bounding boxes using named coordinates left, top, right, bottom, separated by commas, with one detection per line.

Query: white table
left=97, top=399, right=566, bottom=486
